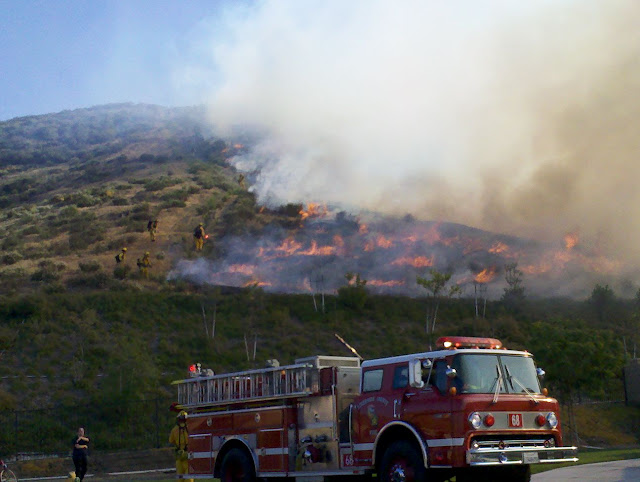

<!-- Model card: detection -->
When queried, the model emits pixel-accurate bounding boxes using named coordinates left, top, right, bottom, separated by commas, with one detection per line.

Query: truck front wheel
left=379, top=440, right=427, bottom=482
left=219, top=447, right=256, bottom=482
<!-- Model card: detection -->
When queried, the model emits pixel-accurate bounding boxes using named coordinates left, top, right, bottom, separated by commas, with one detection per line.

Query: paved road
left=532, top=459, right=640, bottom=481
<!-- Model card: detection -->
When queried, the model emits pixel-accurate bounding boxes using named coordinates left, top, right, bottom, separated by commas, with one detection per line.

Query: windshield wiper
left=505, top=366, right=539, bottom=404
left=491, top=365, right=503, bottom=404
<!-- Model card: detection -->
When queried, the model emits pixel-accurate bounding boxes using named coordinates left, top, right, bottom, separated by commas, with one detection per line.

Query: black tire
left=1, top=468, right=17, bottom=482
left=379, top=440, right=427, bottom=482
left=220, top=447, right=256, bottom=482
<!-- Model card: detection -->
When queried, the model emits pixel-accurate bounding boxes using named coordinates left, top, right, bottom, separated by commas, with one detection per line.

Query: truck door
left=349, top=367, right=388, bottom=468
left=399, top=359, right=454, bottom=467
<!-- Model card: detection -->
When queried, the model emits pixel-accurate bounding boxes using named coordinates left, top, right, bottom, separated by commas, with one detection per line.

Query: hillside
left=0, top=103, right=303, bottom=293
left=1, top=104, right=640, bottom=459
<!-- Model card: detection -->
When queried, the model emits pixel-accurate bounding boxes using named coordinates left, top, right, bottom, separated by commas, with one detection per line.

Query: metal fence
left=0, top=397, right=175, bottom=458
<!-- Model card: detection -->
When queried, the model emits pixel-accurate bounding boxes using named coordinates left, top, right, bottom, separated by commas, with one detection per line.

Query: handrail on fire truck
left=173, top=363, right=318, bottom=407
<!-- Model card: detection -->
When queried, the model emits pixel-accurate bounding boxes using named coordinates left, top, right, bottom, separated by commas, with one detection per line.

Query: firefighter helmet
left=177, top=410, right=187, bottom=421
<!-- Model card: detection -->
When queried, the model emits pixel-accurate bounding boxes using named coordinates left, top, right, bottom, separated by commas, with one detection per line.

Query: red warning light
left=189, top=364, right=197, bottom=373
left=436, top=336, right=503, bottom=350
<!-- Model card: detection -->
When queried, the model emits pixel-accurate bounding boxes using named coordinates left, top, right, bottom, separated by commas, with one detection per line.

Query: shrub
left=143, top=176, right=182, bottom=192
left=71, top=192, right=100, bottom=207
left=113, top=265, right=132, bottom=280
left=79, top=261, right=102, bottom=273
left=1, top=251, right=23, bottom=265
left=1, top=235, right=19, bottom=250
left=130, top=203, right=152, bottom=221
left=106, top=235, right=137, bottom=251
left=68, top=272, right=110, bottom=289
left=43, top=282, right=66, bottom=294
left=112, top=197, right=129, bottom=206
left=161, top=188, right=190, bottom=202
left=50, top=194, right=66, bottom=204
left=21, top=225, right=41, bottom=236
left=31, top=267, right=61, bottom=282
left=69, top=224, right=106, bottom=249
left=50, top=241, right=72, bottom=256
left=160, top=199, right=186, bottom=209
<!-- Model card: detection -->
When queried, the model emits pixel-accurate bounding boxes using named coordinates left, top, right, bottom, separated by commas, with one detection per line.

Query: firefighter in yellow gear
left=137, top=252, right=151, bottom=278
left=193, top=223, right=206, bottom=251
left=169, top=411, right=193, bottom=482
left=147, top=219, right=158, bottom=242
left=115, top=247, right=127, bottom=263
left=237, top=174, right=246, bottom=189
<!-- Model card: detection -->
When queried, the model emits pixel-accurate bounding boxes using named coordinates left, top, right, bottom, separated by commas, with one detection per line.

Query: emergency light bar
left=189, top=363, right=202, bottom=377
left=436, top=336, right=503, bottom=350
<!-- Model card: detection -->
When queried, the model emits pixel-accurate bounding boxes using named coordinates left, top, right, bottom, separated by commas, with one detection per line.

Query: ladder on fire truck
left=173, top=363, right=318, bottom=408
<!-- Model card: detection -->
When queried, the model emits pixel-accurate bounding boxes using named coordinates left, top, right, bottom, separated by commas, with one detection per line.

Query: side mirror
left=536, top=368, right=545, bottom=378
left=446, top=367, right=457, bottom=379
left=409, top=359, right=425, bottom=388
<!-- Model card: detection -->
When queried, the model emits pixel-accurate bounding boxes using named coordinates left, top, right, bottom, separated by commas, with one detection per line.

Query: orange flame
left=368, top=279, right=406, bottom=287
left=234, top=143, right=244, bottom=149
left=377, top=235, right=393, bottom=249
left=489, top=241, right=509, bottom=254
left=228, top=264, right=256, bottom=276
left=242, top=279, right=271, bottom=288
left=521, top=261, right=553, bottom=275
left=300, top=203, right=328, bottom=221
left=392, top=256, right=434, bottom=268
left=474, top=267, right=497, bottom=284
left=300, top=240, right=336, bottom=256
left=564, top=232, right=579, bottom=250
left=276, top=238, right=303, bottom=255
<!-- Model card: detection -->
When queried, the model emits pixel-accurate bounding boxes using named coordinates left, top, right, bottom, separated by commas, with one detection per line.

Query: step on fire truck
left=172, top=336, right=577, bottom=482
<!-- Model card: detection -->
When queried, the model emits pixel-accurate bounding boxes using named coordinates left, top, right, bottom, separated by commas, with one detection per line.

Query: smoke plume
left=192, top=0, right=640, bottom=273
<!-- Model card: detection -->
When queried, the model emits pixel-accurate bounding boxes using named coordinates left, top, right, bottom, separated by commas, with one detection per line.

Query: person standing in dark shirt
left=72, top=427, right=89, bottom=481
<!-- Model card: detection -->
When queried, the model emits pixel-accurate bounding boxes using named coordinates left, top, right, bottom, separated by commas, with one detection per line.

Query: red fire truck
left=172, top=336, right=577, bottom=481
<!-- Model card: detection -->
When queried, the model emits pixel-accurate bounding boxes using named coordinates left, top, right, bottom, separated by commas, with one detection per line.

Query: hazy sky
left=3, top=0, right=640, bottom=269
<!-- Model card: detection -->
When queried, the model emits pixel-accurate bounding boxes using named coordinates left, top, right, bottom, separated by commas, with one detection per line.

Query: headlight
left=547, top=412, right=558, bottom=429
left=468, top=412, right=482, bottom=429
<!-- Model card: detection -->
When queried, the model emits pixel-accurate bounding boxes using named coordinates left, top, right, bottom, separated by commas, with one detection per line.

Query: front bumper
left=466, top=445, right=578, bottom=466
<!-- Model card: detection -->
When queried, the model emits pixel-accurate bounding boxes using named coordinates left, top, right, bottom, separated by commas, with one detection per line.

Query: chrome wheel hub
left=391, top=464, right=406, bottom=482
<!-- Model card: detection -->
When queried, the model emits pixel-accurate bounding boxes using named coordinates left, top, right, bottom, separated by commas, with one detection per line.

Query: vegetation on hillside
left=1, top=104, right=640, bottom=457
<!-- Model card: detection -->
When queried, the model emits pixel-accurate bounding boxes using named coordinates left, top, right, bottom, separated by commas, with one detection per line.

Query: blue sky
left=0, top=0, right=241, bottom=120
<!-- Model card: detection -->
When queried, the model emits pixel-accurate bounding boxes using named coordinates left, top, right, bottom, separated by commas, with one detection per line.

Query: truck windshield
left=452, top=354, right=541, bottom=395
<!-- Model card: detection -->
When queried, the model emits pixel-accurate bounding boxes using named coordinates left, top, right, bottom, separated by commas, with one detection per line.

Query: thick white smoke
left=190, top=0, right=640, bottom=269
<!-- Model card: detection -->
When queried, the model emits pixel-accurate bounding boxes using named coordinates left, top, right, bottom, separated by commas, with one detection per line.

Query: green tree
left=590, top=283, right=615, bottom=323
left=417, top=269, right=461, bottom=341
left=528, top=320, right=623, bottom=445
left=338, top=272, right=368, bottom=311
left=502, top=262, right=525, bottom=308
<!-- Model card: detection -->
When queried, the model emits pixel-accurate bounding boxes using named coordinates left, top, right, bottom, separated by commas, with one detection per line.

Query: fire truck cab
left=172, top=337, right=577, bottom=481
